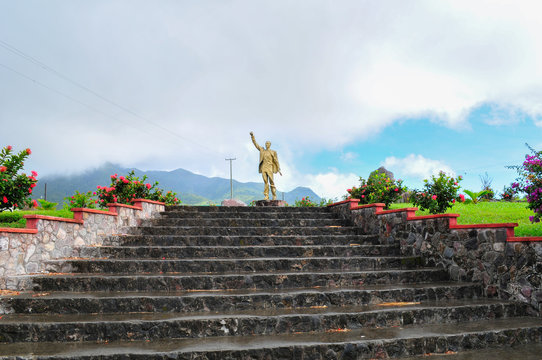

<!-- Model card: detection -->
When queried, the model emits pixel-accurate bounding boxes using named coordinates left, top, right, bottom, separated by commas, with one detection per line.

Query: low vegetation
left=390, top=201, right=541, bottom=237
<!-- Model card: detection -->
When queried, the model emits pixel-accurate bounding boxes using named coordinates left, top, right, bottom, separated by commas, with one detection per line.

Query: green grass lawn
left=390, top=201, right=541, bottom=237
left=0, top=209, right=73, bottom=228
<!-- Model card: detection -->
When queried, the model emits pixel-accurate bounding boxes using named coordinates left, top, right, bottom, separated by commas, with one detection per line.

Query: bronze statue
left=250, top=131, right=282, bottom=200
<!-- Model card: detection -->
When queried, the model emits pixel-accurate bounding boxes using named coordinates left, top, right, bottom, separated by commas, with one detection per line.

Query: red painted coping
left=378, top=207, right=417, bottom=215
left=328, top=199, right=360, bottom=208
left=0, top=227, right=38, bottom=234
left=133, top=199, right=165, bottom=206
left=107, top=203, right=142, bottom=214
left=71, top=208, right=118, bottom=222
left=23, top=214, right=83, bottom=230
left=352, top=203, right=386, bottom=211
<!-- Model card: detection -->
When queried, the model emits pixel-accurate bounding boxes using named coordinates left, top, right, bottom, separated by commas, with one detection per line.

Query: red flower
left=394, top=188, right=399, bottom=192
left=6, top=145, right=12, bottom=151
left=459, top=194, right=465, bottom=202
left=28, top=188, right=33, bottom=194
left=0, top=166, right=6, bottom=172
left=32, top=199, right=38, bottom=208
left=146, top=183, right=151, bottom=189
left=2, top=196, right=7, bottom=203
left=31, top=170, right=38, bottom=177
left=30, top=183, right=37, bottom=188
left=25, top=148, right=31, bottom=155
left=122, top=178, right=129, bottom=184
left=347, top=189, right=352, bottom=192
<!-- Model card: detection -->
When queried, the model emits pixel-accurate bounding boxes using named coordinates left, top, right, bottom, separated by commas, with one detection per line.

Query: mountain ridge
left=33, top=163, right=322, bottom=206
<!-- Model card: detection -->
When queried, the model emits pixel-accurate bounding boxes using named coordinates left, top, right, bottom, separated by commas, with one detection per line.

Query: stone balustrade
left=0, top=199, right=164, bottom=289
left=329, top=199, right=542, bottom=316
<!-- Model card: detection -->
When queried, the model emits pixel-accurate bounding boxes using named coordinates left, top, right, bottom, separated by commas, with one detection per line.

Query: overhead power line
left=0, top=38, right=217, bottom=155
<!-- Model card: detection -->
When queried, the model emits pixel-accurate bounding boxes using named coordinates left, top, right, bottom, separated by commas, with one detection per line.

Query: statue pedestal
left=254, top=200, right=288, bottom=207
left=221, top=199, right=247, bottom=206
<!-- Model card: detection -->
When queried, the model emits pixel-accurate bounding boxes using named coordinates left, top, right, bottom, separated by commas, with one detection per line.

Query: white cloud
left=383, top=154, right=455, bottom=180
left=3, top=0, right=542, bottom=182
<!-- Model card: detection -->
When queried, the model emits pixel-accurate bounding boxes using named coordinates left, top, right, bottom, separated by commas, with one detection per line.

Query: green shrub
left=37, top=199, right=58, bottom=210
left=346, top=171, right=405, bottom=209
left=64, top=190, right=98, bottom=209
left=410, top=172, right=463, bottom=214
left=294, top=196, right=317, bottom=207
left=0, top=211, right=23, bottom=223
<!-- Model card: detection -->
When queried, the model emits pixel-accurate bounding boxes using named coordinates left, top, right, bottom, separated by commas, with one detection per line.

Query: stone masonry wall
left=330, top=200, right=542, bottom=316
left=0, top=200, right=164, bottom=290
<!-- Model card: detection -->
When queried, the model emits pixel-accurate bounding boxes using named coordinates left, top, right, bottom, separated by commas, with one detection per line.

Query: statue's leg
left=269, top=173, right=277, bottom=200
left=262, top=173, right=269, bottom=200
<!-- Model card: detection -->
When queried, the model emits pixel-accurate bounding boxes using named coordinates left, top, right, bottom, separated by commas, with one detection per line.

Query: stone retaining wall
left=0, top=199, right=164, bottom=289
left=329, top=199, right=542, bottom=316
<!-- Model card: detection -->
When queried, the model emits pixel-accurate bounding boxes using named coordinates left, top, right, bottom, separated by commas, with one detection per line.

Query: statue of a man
left=250, top=131, right=282, bottom=200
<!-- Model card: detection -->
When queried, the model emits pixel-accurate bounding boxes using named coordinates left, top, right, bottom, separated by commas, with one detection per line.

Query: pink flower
left=93, top=192, right=96, bottom=195
left=431, top=195, right=437, bottom=200
left=6, top=145, right=12, bottom=151
left=347, top=188, right=352, bottom=192
left=146, top=183, right=151, bottom=189
left=31, top=170, right=38, bottom=177
left=361, top=195, right=365, bottom=198
left=459, top=194, right=465, bottom=202
left=122, top=178, right=129, bottom=184
left=394, top=188, right=399, bottom=192
left=0, top=166, right=6, bottom=172
left=2, top=196, right=7, bottom=203
left=25, top=148, right=31, bottom=155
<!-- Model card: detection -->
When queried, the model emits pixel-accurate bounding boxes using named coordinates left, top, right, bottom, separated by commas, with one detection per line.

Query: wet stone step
left=0, top=300, right=527, bottom=343
left=160, top=211, right=339, bottom=219
left=24, top=268, right=449, bottom=292
left=136, top=225, right=365, bottom=236
left=47, top=256, right=424, bottom=274
left=78, top=244, right=401, bottom=259
left=403, top=343, right=542, bottom=360
left=108, top=234, right=382, bottom=247
left=150, top=217, right=348, bottom=227
left=1, top=282, right=483, bottom=315
left=1, top=318, right=541, bottom=359
left=165, top=206, right=332, bottom=213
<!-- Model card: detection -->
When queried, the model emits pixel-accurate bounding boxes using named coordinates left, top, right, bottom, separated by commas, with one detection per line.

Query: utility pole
left=225, top=158, right=236, bottom=199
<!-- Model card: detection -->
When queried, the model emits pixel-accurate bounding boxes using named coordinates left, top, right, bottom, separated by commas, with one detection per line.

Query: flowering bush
left=0, top=145, right=38, bottom=212
left=64, top=190, right=98, bottom=209
left=501, top=183, right=519, bottom=201
left=96, top=171, right=180, bottom=207
left=346, top=171, right=405, bottom=209
left=509, top=145, right=542, bottom=223
left=410, top=172, right=463, bottom=214
left=294, top=196, right=317, bottom=207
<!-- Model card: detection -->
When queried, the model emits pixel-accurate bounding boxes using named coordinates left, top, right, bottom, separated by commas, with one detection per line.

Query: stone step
left=150, top=217, right=348, bottom=227
left=1, top=282, right=483, bottom=315
left=0, top=300, right=527, bottom=343
left=402, top=343, right=542, bottom=359
left=165, top=206, right=331, bottom=213
left=0, top=316, right=540, bottom=358
left=161, top=211, right=338, bottom=219
left=46, top=256, right=424, bottom=274
left=137, top=225, right=365, bottom=236
left=22, top=268, right=449, bottom=292
left=109, top=234, right=381, bottom=247
left=78, top=244, right=400, bottom=259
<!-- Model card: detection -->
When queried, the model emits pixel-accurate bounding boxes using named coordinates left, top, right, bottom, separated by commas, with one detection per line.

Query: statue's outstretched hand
left=250, top=131, right=254, bottom=136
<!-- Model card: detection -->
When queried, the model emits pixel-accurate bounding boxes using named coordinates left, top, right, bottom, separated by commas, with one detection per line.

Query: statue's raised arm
left=250, top=131, right=262, bottom=151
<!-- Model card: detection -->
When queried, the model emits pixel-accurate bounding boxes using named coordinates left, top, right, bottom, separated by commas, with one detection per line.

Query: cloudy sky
left=2, top=0, right=542, bottom=199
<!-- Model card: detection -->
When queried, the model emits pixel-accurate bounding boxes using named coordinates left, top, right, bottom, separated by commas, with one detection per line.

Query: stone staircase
left=0, top=206, right=541, bottom=359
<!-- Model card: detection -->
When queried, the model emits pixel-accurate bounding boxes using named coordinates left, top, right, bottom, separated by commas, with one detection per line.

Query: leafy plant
left=37, top=199, right=58, bottom=210
left=295, top=196, right=317, bottom=207
left=346, top=171, right=405, bottom=209
left=64, top=190, right=98, bottom=209
left=463, top=189, right=491, bottom=204
left=410, top=171, right=463, bottom=214
left=0, top=145, right=38, bottom=211
left=508, top=143, right=542, bottom=223
left=501, top=183, right=519, bottom=201
left=96, top=171, right=180, bottom=207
